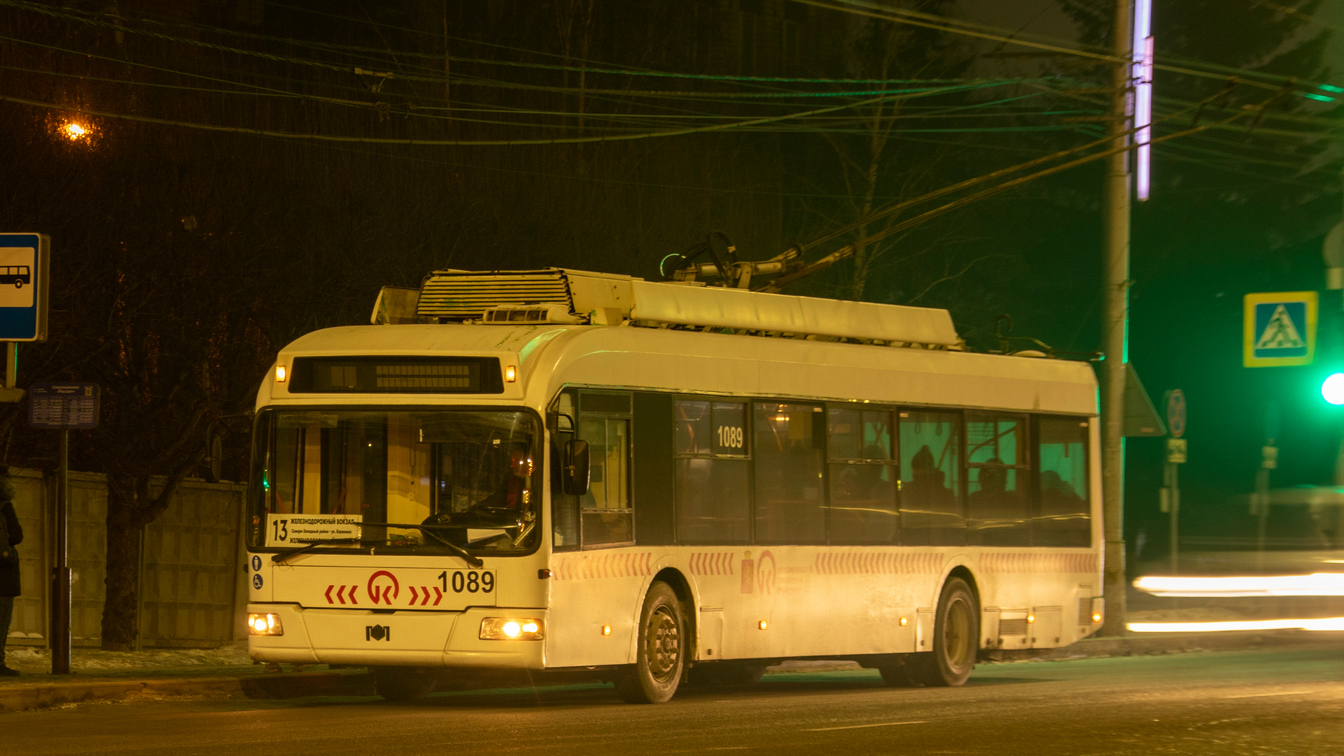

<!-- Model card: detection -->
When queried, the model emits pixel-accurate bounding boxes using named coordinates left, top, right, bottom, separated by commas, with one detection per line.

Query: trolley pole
left=1101, top=0, right=1133, bottom=637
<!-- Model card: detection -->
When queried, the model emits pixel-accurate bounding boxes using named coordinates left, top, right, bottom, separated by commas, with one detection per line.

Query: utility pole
left=1101, top=0, right=1133, bottom=637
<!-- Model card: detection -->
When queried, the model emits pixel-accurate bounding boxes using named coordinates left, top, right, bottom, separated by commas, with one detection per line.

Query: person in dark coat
left=0, top=476, right=21, bottom=676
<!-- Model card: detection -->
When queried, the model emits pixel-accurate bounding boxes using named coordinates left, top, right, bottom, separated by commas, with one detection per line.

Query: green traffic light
left=1323, top=373, right=1344, bottom=405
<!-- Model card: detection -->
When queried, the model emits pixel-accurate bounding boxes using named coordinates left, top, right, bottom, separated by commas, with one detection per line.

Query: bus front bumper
left=246, top=603, right=547, bottom=669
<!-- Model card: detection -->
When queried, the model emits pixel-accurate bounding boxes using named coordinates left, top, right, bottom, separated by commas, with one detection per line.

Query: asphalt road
left=6, top=647, right=1343, bottom=755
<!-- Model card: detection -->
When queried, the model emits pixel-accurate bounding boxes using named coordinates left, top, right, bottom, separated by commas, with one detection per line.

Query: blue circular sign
left=252, top=573, right=263, bottom=590
left=250, top=555, right=262, bottom=572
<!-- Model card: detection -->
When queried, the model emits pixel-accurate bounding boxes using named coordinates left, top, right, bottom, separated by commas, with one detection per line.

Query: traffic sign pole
left=1161, top=390, right=1186, bottom=574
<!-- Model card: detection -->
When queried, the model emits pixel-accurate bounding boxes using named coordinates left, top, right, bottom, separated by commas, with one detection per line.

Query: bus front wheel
left=615, top=581, right=685, bottom=703
left=901, top=577, right=978, bottom=687
left=371, top=665, right=438, bottom=701
left=13, top=280, right=22, bottom=289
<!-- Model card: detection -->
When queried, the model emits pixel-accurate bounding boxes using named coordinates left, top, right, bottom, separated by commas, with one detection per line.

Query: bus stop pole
left=51, top=428, right=71, bottom=675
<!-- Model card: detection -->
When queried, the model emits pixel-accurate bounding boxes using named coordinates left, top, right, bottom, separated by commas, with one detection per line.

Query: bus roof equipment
left=375, top=268, right=962, bottom=350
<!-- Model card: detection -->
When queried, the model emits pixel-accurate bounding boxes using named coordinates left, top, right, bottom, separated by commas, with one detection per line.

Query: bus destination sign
left=29, top=382, right=100, bottom=429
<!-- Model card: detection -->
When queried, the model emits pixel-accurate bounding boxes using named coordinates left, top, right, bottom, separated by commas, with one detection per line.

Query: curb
left=0, top=670, right=370, bottom=713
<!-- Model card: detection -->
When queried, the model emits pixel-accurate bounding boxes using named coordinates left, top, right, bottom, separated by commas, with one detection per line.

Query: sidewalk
left=1, top=614, right=1339, bottom=713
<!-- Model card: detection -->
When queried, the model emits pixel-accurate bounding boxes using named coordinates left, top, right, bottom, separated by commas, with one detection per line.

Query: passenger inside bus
left=905, top=445, right=953, bottom=508
left=968, top=459, right=1008, bottom=509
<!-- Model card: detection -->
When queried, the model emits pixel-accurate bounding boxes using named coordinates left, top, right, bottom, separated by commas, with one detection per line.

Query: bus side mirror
left=562, top=439, right=590, bottom=496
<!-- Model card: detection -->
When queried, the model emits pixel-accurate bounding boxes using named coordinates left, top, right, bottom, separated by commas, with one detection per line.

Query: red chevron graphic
left=409, top=586, right=419, bottom=605
left=349, top=585, right=358, bottom=604
left=336, top=585, right=347, bottom=604
left=325, top=585, right=335, bottom=604
left=432, top=587, right=443, bottom=605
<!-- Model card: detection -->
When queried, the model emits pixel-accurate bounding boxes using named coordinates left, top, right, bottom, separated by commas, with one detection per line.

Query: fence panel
left=4, top=468, right=243, bottom=650
left=140, top=480, right=244, bottom=647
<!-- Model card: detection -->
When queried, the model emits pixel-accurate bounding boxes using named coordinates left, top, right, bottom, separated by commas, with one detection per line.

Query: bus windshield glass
left=248, top=408, right=541, bottom=555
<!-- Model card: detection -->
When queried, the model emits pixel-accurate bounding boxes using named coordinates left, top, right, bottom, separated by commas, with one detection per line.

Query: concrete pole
left=1101, top=0, right=1133, bottom=637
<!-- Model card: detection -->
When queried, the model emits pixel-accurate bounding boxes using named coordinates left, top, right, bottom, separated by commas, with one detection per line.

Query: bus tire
left=372, top=665, right=438, bottom=701
left=615, top=581, right=685, bottom=703
left=903, top=577, right=978, bottom=687
left=13, top=280, right=21, bottom=289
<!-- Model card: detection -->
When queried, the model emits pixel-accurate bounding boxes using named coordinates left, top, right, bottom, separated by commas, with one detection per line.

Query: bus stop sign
left=28, top=383, right=99, bottom=429
left=0, top=233, right=49, bottom=342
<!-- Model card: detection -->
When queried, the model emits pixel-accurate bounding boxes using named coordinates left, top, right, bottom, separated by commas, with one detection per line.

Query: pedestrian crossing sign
left=1243, top=291, right=1317, bottom=367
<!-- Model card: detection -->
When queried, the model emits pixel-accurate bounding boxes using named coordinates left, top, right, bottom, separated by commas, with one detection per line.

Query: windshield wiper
left=271, top=537, right=370, bottom=564
left=382, top=522, right=485, bottom=568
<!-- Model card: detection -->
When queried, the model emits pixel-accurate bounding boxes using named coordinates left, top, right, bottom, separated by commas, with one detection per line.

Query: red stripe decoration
left=689, top=552, right=735, bottom=576
left=551, top=552, right=654, bottom=581
left=812, top=552, right=941, bottom=575
left=980, top=552, right=1100, bottom=574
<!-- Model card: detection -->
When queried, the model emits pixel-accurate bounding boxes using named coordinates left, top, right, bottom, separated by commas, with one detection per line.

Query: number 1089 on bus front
left=438, top=569, right=494, bottom=594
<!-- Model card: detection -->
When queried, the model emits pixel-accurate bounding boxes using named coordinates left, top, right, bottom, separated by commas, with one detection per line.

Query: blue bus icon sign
left=0, top=234, right=50, bottom=342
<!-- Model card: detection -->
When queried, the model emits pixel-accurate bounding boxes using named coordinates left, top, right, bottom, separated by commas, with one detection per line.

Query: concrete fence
left=7, top=468, right=247, bottom=649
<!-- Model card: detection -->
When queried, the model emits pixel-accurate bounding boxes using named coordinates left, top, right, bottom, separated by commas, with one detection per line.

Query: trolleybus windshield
left=248, top=408, right=541, bottom=555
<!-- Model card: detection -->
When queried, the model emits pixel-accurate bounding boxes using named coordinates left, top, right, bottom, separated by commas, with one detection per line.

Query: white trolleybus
left=245, top=268, right=1103, bottom=703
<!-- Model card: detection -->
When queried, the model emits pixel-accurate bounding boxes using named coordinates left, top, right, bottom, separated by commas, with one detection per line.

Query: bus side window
left=1033, top=417, right=1091, bottom=547
left=898, top=410, right=965, bottom=546
left=579, top=392, right=633, bottom=548
left=827, top=407, right=898, bottom=545
left=966, top=414, right=1030, bottom=547
left=754, top=402, right=826, bottom=544
left=674, top=399, right=750, bottom=544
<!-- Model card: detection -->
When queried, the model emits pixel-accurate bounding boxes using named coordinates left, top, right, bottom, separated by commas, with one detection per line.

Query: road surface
left=6, top=646, right=1342, bottom=755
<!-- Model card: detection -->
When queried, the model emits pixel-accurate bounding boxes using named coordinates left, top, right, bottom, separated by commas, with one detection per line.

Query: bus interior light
left=480, top=617, right=544, bottom=641
left=247, top=613, right=283, bottom=636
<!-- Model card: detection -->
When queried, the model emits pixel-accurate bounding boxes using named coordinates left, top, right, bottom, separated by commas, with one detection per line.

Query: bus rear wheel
left=371, top=665, right=438, bottom=701
left=615, top=581, right=685, bottom=704
left=901, top=577, right=978, bottom=687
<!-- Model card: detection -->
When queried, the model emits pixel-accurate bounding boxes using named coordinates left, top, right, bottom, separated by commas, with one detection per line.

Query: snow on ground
left=3, top=644, right=253, bottom=676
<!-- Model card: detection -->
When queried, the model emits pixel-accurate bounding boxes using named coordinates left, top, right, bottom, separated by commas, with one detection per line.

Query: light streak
left=1127, top=617, right=1344, bottom=633
left=1133, top=573, right=1344, bottom=598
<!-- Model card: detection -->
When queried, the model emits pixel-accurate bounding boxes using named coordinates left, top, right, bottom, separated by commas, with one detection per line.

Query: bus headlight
left=247, top=613, right=283, bottom=636
left=480, top=617, right=544, bottom=640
